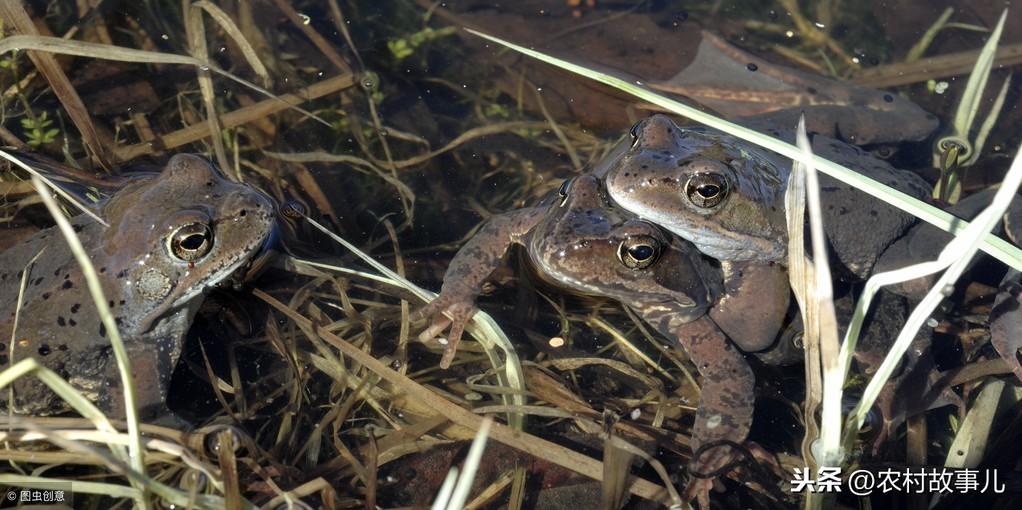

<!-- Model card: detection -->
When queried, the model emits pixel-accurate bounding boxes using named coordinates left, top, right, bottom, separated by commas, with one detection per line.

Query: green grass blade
left=843, top=130, right=1022, bottom=445
left=951, top=10, right=1007, bottom=141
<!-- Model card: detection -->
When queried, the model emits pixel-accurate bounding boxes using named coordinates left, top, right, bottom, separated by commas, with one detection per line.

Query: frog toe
left=683, top=477, right=716, bottom=510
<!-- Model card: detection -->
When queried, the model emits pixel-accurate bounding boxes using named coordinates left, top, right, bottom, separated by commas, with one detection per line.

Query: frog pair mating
left=415, top=113, right=959, bottom=506
left=0, top=154, right=276, bottom=421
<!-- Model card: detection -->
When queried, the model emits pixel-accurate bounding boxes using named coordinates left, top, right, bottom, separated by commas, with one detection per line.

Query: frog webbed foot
left=684, top=440, right=779, bottom=509
left=414, top=293, right=478, bottom=369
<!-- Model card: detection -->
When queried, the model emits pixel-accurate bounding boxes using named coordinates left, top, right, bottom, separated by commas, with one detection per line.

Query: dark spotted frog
left=417, top=175, right=763, bottom=508
left=591, top=114, right=935, bottom=354
left=0, top=154, right=275, bottom=419
left=598, top=114, right=933, bottom=275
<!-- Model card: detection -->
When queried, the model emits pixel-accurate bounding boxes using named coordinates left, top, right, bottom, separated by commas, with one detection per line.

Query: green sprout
left=387, top=26, right=457, bottom=61
left=932, top=11, right=1010, bottom=203
left=20, top=111, right=60, bottom=147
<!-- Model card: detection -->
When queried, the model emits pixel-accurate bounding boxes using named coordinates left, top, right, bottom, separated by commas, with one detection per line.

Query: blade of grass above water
left=463, top=28, right=1022, bottom=273
left=0, top=35, right=329, bottom=130
left=843, top=137, right=1022, bottom=449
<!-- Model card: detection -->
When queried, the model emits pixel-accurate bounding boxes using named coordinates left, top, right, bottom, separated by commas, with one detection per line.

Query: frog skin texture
left=417, top=175, right=768, bottom=509
left=593, top=113, right=936, bottom=363
left=875, top=188, right=1022, bottom=383
left=595, top=114, right=999, bottom=448
left=0, top=153, right=276, bottom=420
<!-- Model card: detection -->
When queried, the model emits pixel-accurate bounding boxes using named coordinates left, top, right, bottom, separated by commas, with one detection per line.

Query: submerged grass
left=4, top=2, right=1019, bottom=508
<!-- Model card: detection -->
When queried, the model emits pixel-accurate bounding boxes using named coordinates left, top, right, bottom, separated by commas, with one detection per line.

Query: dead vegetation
left=0, top=1, right=1019, bottom=509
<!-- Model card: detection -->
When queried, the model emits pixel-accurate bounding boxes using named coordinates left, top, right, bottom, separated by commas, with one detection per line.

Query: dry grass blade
left=116, top=73, right=353, bottom=160
left=446, top=418, right=493, bottom=509
left=783, top=119, right=822, bottom=473
left=0, top=149, right=107, bottom=226
left=269, top=121, right=549, bottom=170
left=253, top=288, right=673, bottom=505
left=184, top=3, right=230, bottom=174
left=0, top=2, right=109, bottom=167
left=29, top=175, right=150, bottom=509
left=192, top=1, right=271, bottom=85
left=951, top=10, right=1007, bottom=143
left=854, top=44, right=1022, bottom=88
left=270, top=0, right=352, bottom=75
left=944, top=380, right=1004, bottom=469
left=904, top=7, right=955, bottom=63
left=796, top=120, right=843, bottom=471
left=0, top=35, right=330, bottom=134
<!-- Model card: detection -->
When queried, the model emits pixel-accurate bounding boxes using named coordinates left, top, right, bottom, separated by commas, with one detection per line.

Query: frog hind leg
left=642, top=311, right=756, bottom=507
left=709, top=261, right=790, bottom=352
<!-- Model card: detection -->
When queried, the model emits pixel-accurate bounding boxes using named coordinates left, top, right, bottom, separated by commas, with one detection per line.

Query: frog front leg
left=415, top=207, right=546, bottom=368
left=98, top=335, right=184, bottom=423
left=637, top=308, right=755, bottom=509
left=709, top=260, right=790, bottom=352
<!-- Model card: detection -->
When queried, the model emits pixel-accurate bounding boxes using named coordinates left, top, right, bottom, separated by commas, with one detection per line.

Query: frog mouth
left=215, top=225, right=280, bottom=290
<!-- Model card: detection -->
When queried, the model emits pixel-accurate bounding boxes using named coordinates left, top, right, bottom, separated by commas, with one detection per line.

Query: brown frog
left=652, top=31, right=939, bottom=145
left=0, top=154, right=276, bottom=420
left=416, top=175, right=764, bottom=508
left=875, top=188, right=1022, bottom=383
left=596, top=114, right=970, bottom=451
left=591, top=113, right=935, bottom=354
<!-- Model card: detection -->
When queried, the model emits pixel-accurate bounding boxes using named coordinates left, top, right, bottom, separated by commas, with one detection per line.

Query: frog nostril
left=239, top=209, right=247, bottom=217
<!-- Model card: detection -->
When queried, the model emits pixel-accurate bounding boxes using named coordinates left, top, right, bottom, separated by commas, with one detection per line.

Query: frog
left=595, top=114, right=978, bottom=450
left=0, top=153, right=276, bottom=420
left=873, top=187, right=1022, bottom=383
left=416, top=174, right=768, bottom=509
left=597, top=113, right=933, bottom=275
left=651, top=31, right=939, bottom=145
left=592, top=112, right=931, bottom=355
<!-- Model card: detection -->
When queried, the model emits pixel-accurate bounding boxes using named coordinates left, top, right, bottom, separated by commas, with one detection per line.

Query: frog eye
left=685, top=173, right=729, bottom=208
left=169, top=223, right=214, bottom=262
left=618, top=235, right=662, bottom=269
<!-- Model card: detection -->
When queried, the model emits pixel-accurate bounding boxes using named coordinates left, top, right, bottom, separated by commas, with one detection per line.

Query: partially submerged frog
left=874, top=188, right=1022, bottom=382
left=589, top=114, right=931, bottom=353
left=651, top=31, right=939, bottom=145
left=0, top=153, right=276, bottom=420
left=417, top=175, right=762, bottom=508
left=595, top=114, right=930, bottom=344
left=598, top=113, right=932, bottom=275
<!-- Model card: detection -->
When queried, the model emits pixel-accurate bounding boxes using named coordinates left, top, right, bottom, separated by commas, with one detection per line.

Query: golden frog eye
left=618, top=235, right=661, bottom=269
left=169, top=222, right=214, bottom=262
left=685, top=172, right=729, bottom=208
